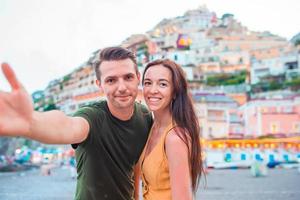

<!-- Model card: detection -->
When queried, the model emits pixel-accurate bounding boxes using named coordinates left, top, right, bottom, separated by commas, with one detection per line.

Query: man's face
left=97, top=58, right=140, bottom=111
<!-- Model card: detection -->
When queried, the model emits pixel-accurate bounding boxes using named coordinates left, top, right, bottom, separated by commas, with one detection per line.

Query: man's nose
left=117, top=80, right=127, bottom=92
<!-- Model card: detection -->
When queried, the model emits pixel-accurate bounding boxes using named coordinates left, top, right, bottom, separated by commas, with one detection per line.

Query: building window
left=208, top=127, right=213, bottom=138
left=234, top=127, right=242, bottom=133
left=293, top=123, right=300, bottom=133
left=284, top=106, right=293, bottom=113
left=270, top=122, right=279, bottom=134
left=276, top=106, right=281, bottom=113
left=239, top=57, right=243, bottom=64
left=241, top=154, right=246, bottom=160
left=174, top=55, right=178, bottom=61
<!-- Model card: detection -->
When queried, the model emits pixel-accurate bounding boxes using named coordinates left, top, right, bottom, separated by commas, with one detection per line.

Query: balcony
left=207, top=116, right=226, bottom=122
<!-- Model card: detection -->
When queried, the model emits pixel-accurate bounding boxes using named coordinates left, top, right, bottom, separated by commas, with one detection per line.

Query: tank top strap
left=161, top=122, right=177, bottom=157
left=163, top=123, right=177, bottom=138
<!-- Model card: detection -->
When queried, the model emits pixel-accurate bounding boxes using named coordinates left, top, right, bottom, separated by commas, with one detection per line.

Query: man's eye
left=126, top=75, right=134, bottom=80
left=106, top=79, right=115, bottom=84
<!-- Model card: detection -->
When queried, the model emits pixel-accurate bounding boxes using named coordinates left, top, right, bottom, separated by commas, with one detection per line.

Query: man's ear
left=95, top=79, right=100, bottom=86
left=95, top=79, right=103, bottom=93
left=137, top=71, right=141, bottom=84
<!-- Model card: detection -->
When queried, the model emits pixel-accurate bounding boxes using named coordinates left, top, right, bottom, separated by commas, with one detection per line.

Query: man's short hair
left=94, top=47, right=138, bottom=81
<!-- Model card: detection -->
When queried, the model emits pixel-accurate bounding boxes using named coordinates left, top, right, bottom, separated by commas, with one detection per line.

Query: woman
left=140, top=59, right=203, bottom=200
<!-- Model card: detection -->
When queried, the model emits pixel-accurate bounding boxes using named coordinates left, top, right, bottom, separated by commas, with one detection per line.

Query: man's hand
left=0, top=63, right=34, bottom=136
left=0, top=63, right=89, bottom=144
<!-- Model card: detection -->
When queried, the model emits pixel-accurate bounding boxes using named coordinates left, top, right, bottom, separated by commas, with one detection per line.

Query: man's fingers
left=1, top=63, right=21, bottom=90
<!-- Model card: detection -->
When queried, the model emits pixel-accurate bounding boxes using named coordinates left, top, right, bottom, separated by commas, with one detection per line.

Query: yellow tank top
left=140, top=123, right=176, bottom=200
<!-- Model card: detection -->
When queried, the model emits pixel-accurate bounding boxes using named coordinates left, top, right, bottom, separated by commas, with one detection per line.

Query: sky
left=0, top=0, right=299, bottom=93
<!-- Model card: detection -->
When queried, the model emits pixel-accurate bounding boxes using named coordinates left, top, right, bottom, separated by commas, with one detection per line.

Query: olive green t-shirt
left=72, top=101, right=152, bottom=200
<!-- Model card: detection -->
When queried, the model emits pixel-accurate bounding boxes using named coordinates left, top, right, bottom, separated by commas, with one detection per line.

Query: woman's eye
left=144, top=81, right=151, bottom=86
left=160, top=82, right=167, bottom=87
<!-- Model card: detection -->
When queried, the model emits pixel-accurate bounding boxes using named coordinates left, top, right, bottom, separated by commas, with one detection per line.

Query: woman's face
left=143, top=64, right=174, bottom=113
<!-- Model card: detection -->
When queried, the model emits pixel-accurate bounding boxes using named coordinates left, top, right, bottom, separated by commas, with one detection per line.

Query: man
left=0, top=47, right=152, bottom=200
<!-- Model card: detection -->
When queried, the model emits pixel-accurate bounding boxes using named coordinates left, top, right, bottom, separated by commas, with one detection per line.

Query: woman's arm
left=165, top=130, right=193, bottom=200
left=133, top=163, right=141, bottom=200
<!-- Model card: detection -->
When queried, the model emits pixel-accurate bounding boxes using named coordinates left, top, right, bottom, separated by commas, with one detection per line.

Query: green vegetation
left=32, top=91, right=57, bottom=112
left=137, top=43, right=149, bottom=67
left=206, top=70, right=247, bottom=86
left=251, top=75, right=300, bottom=93
left=285, top=77, right=300, bottom=91
left=221, top=13, right=234, bottom=20
left=43, top=103, right=57, bottom=111
left=205, top=71, right=299, bottom=92
left=294, top=39, right=300, bottom=46
left=62, top=74, right=71, bottom=82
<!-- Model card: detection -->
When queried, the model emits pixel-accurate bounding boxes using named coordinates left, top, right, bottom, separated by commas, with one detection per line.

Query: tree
left=294, top=39, right=300, bottom=46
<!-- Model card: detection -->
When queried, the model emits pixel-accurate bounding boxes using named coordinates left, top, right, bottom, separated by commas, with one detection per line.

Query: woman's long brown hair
left=142, top=59, right=203, bottom=193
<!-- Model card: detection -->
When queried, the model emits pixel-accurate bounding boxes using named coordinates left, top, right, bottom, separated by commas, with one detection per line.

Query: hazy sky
left=0, top=0, right=299, bottom=93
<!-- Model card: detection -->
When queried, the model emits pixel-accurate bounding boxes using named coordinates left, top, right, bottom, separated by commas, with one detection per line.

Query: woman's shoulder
left=165, top=128, right=187, bottom=147
left=164, top=128, right=190, bottom=165
left=165, top=127, right=191, bottom=152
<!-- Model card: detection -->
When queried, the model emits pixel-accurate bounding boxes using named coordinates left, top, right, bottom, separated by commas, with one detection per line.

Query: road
left=0, top=166, right=299, bottom=200
left=196, top=168, right=300, bottom=200
left=0, top=166, right=75, bottom=200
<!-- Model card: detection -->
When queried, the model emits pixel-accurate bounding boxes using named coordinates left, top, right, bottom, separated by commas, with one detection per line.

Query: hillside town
left=31, top=6, right=300, bottom=141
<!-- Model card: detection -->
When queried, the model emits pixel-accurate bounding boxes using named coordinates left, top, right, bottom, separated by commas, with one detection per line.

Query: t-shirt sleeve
left=71, top=106, right=98, bottom=149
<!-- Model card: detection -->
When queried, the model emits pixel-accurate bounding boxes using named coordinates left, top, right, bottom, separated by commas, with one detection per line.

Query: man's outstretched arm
left=28, top=111, right=89, bottom=144
left=0, top=63, right=89, bottom=144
